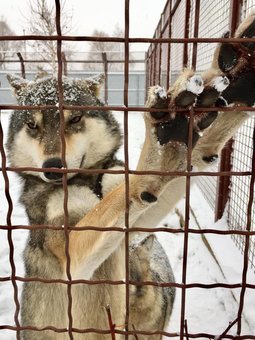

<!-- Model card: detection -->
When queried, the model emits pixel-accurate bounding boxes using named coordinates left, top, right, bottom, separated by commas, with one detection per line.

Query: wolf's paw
left=216, top=14, right=255, bottom=107
left=196, top=76, right=230, bottom=107
left=146, top=74, right=221, bottom=147
left=175, top=74, right=204, bottom=107
left=212, top=76, right=230, bottom=92
left=146, top=85, right=170, bottom=120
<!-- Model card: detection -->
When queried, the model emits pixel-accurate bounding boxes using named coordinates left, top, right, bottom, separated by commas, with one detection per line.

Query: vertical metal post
left=166, top=0, right=173, bottom=89
left=158, top=18, right=163, bottom=85
left=124, top=1, right=130, bottom=338
left=183, top=0, right=191, bottom=67
left=55, top=1, right=74, bottom=339
left=215, top=140, right=234, bottom=221
left=215, top=0, right=242, bottom=221
left=145, top=51, right=149, bottom=99
left=153, top=41, right=158, bottom=85
left=61, top=52, right=67, bottom=76
left=230, top=0, right=242, bottom=35
left=191, top=0, right=201, bottom=69
left=150, top=49, right=154, bottom=87
left=102, top=52, right=108, bottom=105
left=17, top=52, right=26, bottom=79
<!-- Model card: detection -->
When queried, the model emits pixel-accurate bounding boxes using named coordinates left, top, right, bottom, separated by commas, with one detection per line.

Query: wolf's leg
left=133, top=13, right=255, bottom=229
left=192, top=110, right=248, bottom=169
left=132, top=71, right=230, bottom=228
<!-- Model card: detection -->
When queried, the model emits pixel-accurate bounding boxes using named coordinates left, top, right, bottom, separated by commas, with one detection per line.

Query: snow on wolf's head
left=6, top=74, right=121, bottom=183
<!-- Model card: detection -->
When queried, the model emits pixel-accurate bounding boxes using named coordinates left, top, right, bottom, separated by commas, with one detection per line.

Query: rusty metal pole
left=17, top=52, right=25, bottom=79
left=61, top=52, right=67, bottom=76
left=183, top=0, right=191, bottom=68
left=166, top=0, right=173, bottom=89
left=215, top=0, right=242, bottom=221
left=102, top=52, right=108, bottom=105
left=191, top=0, right=201, bottom=69
left=230, top=0, right=242, bottom=35
left=153, top=41, right=158, bottom=85
left=158, top=17, right=163, bottom=85
left=150, top=49, right=154, bottom=87
left=215, top=140, right=234, bottom=221
left=145, top=51, right=149, bottom=100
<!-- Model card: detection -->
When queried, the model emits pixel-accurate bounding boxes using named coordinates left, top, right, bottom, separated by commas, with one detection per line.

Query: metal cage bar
left=0, top=0, right=254, bottom=339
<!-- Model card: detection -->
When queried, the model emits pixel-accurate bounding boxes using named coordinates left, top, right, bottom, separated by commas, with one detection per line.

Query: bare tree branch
left=86, top=24, right=133, bottom=72
left=0, top=18, right=22, bottom=70
left=26, top=0, right=74, bottom=72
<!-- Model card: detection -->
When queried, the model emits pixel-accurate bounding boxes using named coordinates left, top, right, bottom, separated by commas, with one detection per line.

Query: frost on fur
left=7, top=74, right=104, bottom=106
left=154, top=85, right=167, bottom=99
left=186, top=75, right=204, bottom=95
left=212, top=76, right=230, bottom=92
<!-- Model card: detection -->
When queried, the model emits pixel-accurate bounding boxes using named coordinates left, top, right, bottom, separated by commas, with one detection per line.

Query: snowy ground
left=0, top=110, right=255, bottom=339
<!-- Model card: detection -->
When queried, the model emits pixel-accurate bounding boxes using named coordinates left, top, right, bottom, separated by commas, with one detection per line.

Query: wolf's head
left=6, top=74, right=121, bottom=182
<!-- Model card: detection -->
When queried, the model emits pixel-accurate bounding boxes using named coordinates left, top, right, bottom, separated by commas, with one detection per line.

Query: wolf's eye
left=27, top=122, right=38, bottom=130
left=69, top=115, right=82, bottom=124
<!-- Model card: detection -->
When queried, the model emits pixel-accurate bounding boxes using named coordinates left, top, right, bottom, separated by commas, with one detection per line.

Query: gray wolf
left=6, top=12, right=255, bottom=340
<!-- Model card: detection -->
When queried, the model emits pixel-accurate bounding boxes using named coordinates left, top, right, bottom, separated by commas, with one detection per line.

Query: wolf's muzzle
left=43, top=158, right=63, bottom=181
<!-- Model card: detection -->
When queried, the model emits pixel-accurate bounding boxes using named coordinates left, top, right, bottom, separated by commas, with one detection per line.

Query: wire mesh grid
left=242, top=0, right=255, bottom=18
left=0, top=0, right=255, bottom=339
left=194, top=0, right=231, bottom=211
left=227, top=0, right=255, bottom=273
left=141, top=0, right=255, bottom=338
left=169, top=0, right=186, bottom=84
left=229, top=117, right=255, bottom=269
left=196, top=0, right=230, bottom=71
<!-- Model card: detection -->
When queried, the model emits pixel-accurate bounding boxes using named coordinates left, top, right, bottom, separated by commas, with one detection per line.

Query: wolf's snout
left=42, top=158, right=63, bottom=181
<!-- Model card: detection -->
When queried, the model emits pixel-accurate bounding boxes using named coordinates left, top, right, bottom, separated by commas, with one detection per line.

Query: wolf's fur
left=129, top=235, right=175, bottom=340
left=6, top=13, right=255, bottom=340
left=7, top=74, right=176, bottom=340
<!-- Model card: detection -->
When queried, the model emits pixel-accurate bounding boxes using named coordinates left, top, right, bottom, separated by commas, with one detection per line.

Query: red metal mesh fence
left=146, top=0, right=255, bottom=338
left=0, top=0, right=255, bottom=339
left=229, top=118, right=255, bottom=269
left=148, top=0, right=255, bottom=265
left=193, top=0, right=231, bottom=212
left=226, top=0, right=255, bottom=273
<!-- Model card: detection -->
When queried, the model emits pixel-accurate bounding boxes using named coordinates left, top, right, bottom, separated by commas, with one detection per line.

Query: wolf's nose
left=43, top=158, right=63, bottom=181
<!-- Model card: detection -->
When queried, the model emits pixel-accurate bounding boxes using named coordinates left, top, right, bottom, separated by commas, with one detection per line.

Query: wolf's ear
left=140, top=234, right=155, bottom=253
left=85, top=74, right=105, bottom=96
left=7, top=74, right=30, bottom=93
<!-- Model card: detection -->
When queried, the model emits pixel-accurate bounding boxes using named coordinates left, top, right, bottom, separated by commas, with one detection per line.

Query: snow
left=154, top=85, right=167, bottom=100
left=0, top=110, right=255, bottom=339
left=162, top=188, right=255, bottom=337
left=186, top=75, right=204, bottom=95
left=212, top=76, right=230, bottom=93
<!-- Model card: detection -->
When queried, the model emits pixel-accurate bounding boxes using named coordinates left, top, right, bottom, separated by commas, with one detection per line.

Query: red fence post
left=153, top=40, right=157, bottom=85
left=183, top=0, right=191, bottom=68
left=191, top=0, right=201, bottom=69
left=215, top=140, right=234, bottom=221
left=102, top=52, right=109, bottom=105
left=145, top=51, right=149, bottom=99
left=215, top=0, right=242, bottom=221
left=61, top=52, right=67, bottom=76
left=17, top=52, right=26, bottom=79
left=158, top=17, right=163, bottom=85
left=166, top=0, right=173, bottom=89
